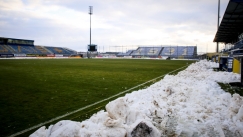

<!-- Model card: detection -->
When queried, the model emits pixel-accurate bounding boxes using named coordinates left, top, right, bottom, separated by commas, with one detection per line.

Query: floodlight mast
left=88, top=6, right=93, bottom=58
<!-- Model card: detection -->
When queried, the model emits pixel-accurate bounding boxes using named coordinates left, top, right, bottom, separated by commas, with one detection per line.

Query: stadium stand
left=214, top=0, right=243, bottom=52
left=8, top=45, right=42, bottom=54
left=232, top=39, right=243, bottom=50
left=35, top=46, right=52, bottom=54
left=0, top=37, right=77, bottom=57
left=45, top=47, right=76, bottom=55
left=160, top=46, right=197, bottom=59
left=117, top=50, right=135, bottom=57
left=0, top=44, right=12, bottom=54
left=63, top=47, right=77, bottom=54
left=213, top=0, right=243, bottom=85
left=117, top=46, right=197, bottom=58
left=1, top=37, right=198, bottom=59
left=130, top=47, right=163, bottom=56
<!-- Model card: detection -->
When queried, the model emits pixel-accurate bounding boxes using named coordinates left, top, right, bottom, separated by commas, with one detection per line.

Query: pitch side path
left=0, top=59, right=195, bottom=137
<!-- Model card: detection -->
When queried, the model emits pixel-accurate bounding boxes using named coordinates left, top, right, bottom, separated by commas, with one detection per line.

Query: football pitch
left=0, top=59, right=195, bottom=137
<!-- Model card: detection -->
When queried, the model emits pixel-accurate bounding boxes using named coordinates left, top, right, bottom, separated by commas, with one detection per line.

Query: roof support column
left=216, top=0, right=220, bottom=52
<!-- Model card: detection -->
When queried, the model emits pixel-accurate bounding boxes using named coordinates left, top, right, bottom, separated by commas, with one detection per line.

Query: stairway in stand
left=35, top=46, right=52, bottom=54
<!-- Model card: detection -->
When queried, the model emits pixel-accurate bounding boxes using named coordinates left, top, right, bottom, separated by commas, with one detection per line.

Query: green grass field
left=218, top=83, right=243, bottom=96
left=0, top=59, right=195, bottom=137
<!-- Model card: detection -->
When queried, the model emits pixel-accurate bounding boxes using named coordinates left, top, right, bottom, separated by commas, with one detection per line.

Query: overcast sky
left=0, top=0, right=229, bottom=53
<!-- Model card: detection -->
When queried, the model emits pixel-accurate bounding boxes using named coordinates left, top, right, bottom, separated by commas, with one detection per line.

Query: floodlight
left=88, top=6, right=93, bottom=58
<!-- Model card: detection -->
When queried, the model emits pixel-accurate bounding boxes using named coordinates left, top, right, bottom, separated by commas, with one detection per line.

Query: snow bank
left=30, top=60, right=243, bottom=137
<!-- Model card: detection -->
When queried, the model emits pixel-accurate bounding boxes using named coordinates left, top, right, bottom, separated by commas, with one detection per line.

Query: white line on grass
left=9, top=65, right=188, bottom=137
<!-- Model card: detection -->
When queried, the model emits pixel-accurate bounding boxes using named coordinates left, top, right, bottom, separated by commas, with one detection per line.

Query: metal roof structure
left=213, top=0, right=243, bottom=43
left=0, top=37, right=34, bottom=46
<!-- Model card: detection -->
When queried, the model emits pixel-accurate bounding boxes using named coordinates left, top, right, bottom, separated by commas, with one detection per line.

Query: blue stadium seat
left=117, top=50, right=134, bottom=56
left=160, top=46, right=196, bottom=58
left=8, top=45, right=43, bottom=54
left=0, top=42, right=77, bottom=55
left=233, top=40, right=243, bottom=49
left=131, top=47, right=163, bottom=56
left=35, top=46, right=51, bottom=54
left=0, top=44, right=12, bottom=54
left=45, top=47, right=74, bottom=54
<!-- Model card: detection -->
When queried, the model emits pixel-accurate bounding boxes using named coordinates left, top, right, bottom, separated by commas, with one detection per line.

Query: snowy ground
left=30, top=60, right=243, bottom=137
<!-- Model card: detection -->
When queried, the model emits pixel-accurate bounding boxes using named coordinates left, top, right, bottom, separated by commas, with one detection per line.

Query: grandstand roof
left=0, top=37, right=34, bottom=42
left=213, top=0, right=243, bottom=43
left=0, top=37, right=34, bottom=46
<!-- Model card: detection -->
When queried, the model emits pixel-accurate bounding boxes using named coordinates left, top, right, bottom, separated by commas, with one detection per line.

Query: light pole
left=88, top=6, right=93, bottom=58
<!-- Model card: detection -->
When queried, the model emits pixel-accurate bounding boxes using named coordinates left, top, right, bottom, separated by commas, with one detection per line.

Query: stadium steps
left=158, top=47, right=164, bottom=56
left=17, top=46, right=35, bottom=54
left=3, top=45, right=16, bottom=54
left=0, top=45, right=9, bottom=53
left=35, top=46, right=52, bottom=54
left=18, top=46, right=21, bottom=52
left=54, top=47, right=63, bottom=53
left=61, top=48, right=71, bottom=54
left=63, top=47, right=77, bottom=54
left=29, top=46, right=41, bottom=54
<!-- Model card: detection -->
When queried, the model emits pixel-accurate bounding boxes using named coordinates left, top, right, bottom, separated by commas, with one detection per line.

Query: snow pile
left=30, top=60, right=243, bottom=137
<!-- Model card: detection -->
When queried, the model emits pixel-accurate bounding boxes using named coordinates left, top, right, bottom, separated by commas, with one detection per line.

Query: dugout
left=213, top=0, right=243, bottom=86
left=211, top=55, right=219, bottom=63
left=231, top=49, right=243, bottom=86
left=231, top=49, right=243, bottom=74
left=211, top=55, right=215, bottom=62
left=219, top=56, right=233, bottom=72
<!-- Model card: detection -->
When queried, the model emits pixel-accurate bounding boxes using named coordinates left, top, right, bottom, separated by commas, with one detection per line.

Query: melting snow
left=30, top=60, right=243, bottom=137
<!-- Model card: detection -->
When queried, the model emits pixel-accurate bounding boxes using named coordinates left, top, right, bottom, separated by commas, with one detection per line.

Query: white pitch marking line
left=9, top=65, right=188, bottom=137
